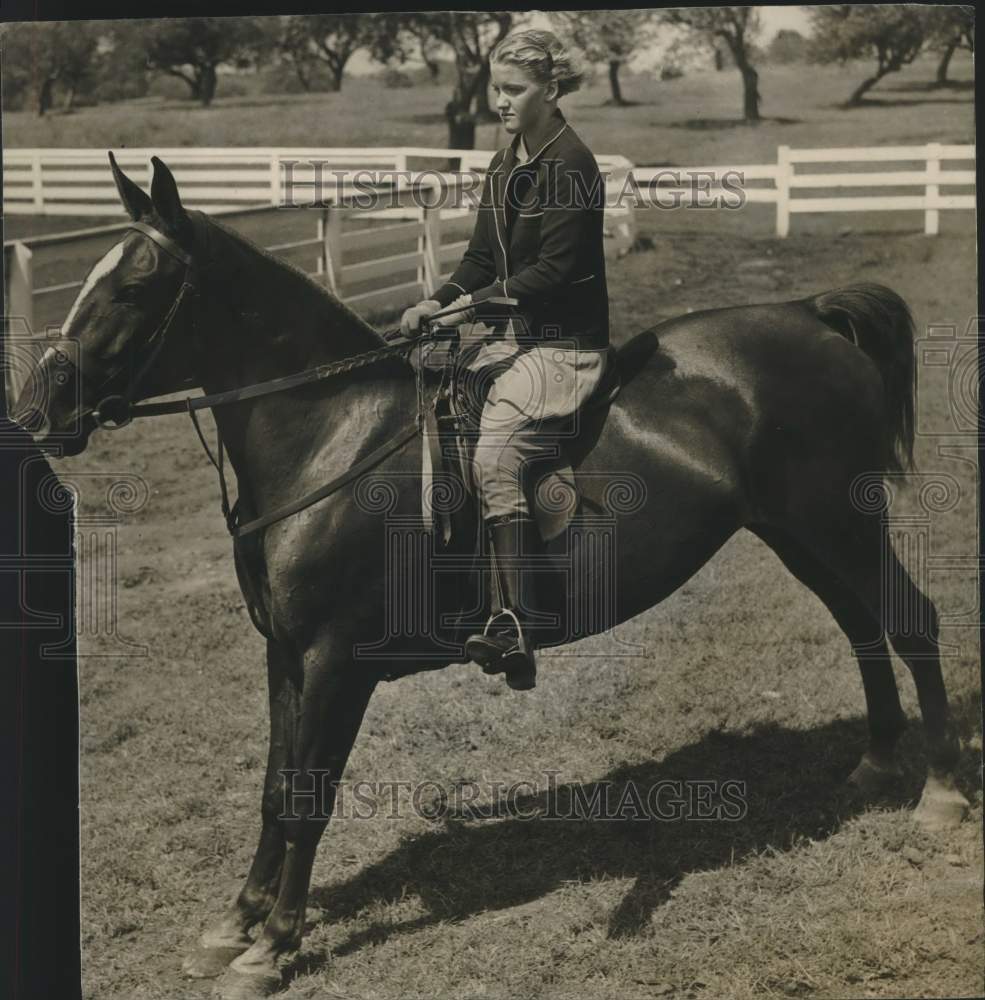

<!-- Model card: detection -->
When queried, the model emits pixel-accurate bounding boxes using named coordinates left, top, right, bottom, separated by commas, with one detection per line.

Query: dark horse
left=24, top=157, right=969, bottom=999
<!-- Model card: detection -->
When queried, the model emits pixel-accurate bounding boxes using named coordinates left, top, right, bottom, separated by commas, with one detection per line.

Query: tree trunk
left=37, top=76, right=54, bottom=117
left=845, top=67, right=889, bottom=107
left=608, top=60, right=626, bottom=105
left=292, top=60, right=312, bottom=92
left=199, top=64, right=218, bottom=106
left=473, top=61, right=493, bottom=119
left=331, top=63, right=345, bottom=91
left=423, top=55, right=440, bottom=83
left=62, top=85, right=77, bottom=112
left=445, top=98, right=475, bottom=150
left=740, top=64, right=760, bottom=121
left=936, top=42, right=957, bottom=85
left=714, top=47, right=725, bottom=71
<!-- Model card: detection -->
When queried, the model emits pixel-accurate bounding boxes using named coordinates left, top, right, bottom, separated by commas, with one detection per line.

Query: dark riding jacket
left=432, top=113, right=610, bottom=351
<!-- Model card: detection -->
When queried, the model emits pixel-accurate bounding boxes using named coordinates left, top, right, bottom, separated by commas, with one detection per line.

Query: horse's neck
left=194, top=216, right=414, bottom=506
left=198, top=216, right=384, bottom=384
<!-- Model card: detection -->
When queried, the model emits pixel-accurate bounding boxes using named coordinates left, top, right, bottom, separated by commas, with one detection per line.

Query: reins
left=90, top=219, right=501, bottom=538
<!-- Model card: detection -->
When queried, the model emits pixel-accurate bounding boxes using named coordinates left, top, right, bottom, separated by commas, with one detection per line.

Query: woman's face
left=490, top=59, right=557, bottom=136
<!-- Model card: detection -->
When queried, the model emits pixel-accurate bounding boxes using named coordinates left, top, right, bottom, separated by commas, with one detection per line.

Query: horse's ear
left=108, top=151, right=152, bottom=221
left=150, top=156, right=190, bottom=236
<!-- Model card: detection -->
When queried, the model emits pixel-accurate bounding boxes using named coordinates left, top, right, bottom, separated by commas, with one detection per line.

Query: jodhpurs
left=471, top=340, right=607, bottom=520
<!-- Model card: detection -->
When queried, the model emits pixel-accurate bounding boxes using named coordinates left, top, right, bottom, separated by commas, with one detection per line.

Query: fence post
left=320, top=205, right=343, bottom=295
left=270, top=152, right=281, bottom=206
left=4, top=241, right=35, bottom=411
left=420, top=202, right=442, bottom=296
left=31, top=152, right=44, bottom=212
left=925, top=142, right=941, bottom=236
left=775, top=145, right=791, bottom=237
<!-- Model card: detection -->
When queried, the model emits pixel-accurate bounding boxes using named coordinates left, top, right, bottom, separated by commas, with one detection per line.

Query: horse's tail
left=806, top=283, right=915, bottom=472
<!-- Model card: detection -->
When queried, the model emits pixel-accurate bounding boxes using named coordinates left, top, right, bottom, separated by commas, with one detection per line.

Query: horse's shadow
left=289, top=700, right=979, bottom=975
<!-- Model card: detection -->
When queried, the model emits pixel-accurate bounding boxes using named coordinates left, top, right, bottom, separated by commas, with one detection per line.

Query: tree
left=140, top=17, right=271, bottom=106
left=280, top=14, right=378, bottom=93
left=400, top=12, right=514, bottom=147
left=808, top=5, right=928, bottom=107
left=1, top=21, right=101, bottom=115
left=660, top=8, right=764, bottom=121
left=926, top=6, right=973, bottom=86
left=767, top=28, right=808, bottom=65
left=402, top=16, right=444, bottom=83
left=550, top=11, right=657, bottom=106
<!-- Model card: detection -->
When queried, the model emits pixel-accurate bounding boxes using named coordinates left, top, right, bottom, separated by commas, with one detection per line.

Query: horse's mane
left=200, top=211, right=386, bottom=345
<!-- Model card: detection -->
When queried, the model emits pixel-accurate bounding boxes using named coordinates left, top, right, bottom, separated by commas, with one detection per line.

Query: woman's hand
left=447, top=293, right=475, bottom=324
left=399, top=299, right=442, bottom=337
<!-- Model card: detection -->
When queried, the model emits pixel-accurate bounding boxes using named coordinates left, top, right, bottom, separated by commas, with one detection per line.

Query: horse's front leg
left=183, top=638, right=297, bottom=979
left=215, top=629, right=377, bottom=999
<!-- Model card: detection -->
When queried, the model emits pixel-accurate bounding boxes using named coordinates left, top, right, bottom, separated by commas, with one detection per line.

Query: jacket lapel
left=489, top=114, right=571, bottom=277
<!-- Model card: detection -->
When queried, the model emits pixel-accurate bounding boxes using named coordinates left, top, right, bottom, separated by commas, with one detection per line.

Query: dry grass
left=2, top=53, right=973, bottom=162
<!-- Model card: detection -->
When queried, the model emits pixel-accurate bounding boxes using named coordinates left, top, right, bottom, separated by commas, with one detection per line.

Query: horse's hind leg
left=877, top=545, right=969, bottom=829
left=767, top=508, right=968, bottom=829
left=750, top=524, right=907, bottom=793
left=183, top=638, right=296, bottom=979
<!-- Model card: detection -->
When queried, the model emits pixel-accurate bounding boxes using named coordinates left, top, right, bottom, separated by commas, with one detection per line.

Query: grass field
left=4, top=47, right=981, bottom=1000
left=2, top=54, right=974, bottom=165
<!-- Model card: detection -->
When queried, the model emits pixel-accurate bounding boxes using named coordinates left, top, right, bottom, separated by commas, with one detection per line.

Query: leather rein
left=94, top=220, right=456, bottom=539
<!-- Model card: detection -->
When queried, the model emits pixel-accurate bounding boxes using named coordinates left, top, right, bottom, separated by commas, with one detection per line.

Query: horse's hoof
left=212, top=967, right=282, bottom=1000
left=183, top=944, right=250, bottom=979
left=847, top=753, right=903, bottom=797
left=914, top=776, right=970, bottom=831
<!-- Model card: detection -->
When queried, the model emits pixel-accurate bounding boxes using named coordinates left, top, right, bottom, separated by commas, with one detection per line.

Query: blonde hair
left=490, top=29, right=584, bottom=98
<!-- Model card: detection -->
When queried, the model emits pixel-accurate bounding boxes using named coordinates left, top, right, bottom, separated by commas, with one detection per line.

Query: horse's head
left=21, top=154, right=205, bottom=456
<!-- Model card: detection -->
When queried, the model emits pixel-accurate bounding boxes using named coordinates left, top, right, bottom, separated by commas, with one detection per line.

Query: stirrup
left=465, top=609, right=536, bottom=690
left=467, top=609, right=524, bottom=673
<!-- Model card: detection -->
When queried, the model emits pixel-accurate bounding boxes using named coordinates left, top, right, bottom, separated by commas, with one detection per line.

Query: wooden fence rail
left=2, top=142, right=976, bottom=343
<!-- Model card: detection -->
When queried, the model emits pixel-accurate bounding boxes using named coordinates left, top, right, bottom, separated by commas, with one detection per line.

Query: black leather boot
left=465, top=515, right=544, bottom=690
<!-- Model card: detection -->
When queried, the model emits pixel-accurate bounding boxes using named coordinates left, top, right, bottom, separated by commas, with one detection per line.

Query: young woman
left=400, top=29, right=610, bottom=690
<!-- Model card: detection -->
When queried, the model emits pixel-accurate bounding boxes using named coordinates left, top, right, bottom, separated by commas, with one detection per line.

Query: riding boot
left=465, top=514, right=544, bottom=691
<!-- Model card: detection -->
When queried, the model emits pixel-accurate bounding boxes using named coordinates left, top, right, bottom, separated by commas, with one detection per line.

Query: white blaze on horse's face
left=60, top=240, right=127, bottom=336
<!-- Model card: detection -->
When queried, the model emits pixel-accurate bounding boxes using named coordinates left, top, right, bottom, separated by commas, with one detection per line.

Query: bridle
left=90, top=220, right=202, bottom=430
left=79, top=217, right=499, bottom=538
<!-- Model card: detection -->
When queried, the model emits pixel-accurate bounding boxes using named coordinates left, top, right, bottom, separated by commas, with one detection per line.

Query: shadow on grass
left=295, top=691, right=980, bottom=974
left=838, top=96, right=974, bottom=110
left=668, top=116, right=801, bottom=130
left=879, top=79, right=975, bottom=93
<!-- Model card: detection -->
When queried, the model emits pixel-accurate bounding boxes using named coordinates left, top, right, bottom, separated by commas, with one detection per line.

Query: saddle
left=418, top=328, right=622, bottom=549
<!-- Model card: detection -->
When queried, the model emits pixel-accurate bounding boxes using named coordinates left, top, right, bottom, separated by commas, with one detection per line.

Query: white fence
left=2, top=145, right=634, bottom=214
left=2, top=142, right=976, bottom=341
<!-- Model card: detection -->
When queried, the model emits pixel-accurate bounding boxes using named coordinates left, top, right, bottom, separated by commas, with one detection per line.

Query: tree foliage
left=279, top=13, right=398, bottom=92
left=767, top=29, right=808, bottom=65
left=139, top=17, right=273, bottom=106
left=659, top=8, right=764, bottom=121
left=808, top=5, right=929, bottom=106
left=1, top=21, right=102, bottom=115
left=549, top=11, right=658, bottom=106
left=395, top=12, right=515, bottom=147
left=924, top=6, right=974, bottom=85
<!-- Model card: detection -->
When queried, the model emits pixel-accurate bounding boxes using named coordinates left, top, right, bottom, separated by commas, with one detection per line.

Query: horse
left=22, top=154, right=969, bottom=999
